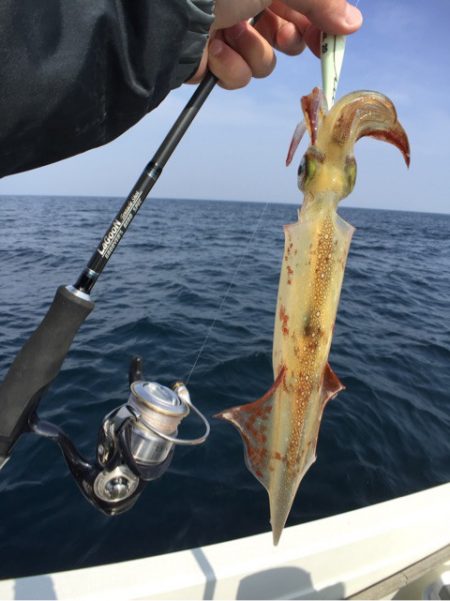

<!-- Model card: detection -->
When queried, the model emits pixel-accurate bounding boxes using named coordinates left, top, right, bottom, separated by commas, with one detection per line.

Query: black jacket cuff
left=170, top=0, right=215, bottom=87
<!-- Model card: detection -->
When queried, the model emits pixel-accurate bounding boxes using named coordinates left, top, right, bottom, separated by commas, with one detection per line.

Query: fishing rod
left=0, top=66, right=220, bottom=515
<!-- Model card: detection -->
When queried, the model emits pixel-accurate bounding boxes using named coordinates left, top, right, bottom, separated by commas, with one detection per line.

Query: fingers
left=283, top=0, right=363, bottom=34
left=208, top=22, right=276, bottom=89
left=255, top=8, right=307, bottom=56
left=212, top=0, right=363, bottom=34
left=267, top=0, right=361, bottom=57
left=223, top=21, right=276, bottom=79
left=187, top=0, right=363, bottom=89
left=189, top=10, right=308, bottom=89
left=208, top=32, right=252, bottom=89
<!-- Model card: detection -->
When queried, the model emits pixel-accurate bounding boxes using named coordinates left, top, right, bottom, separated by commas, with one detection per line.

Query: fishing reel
left=28, top=357, right=209, bottom=515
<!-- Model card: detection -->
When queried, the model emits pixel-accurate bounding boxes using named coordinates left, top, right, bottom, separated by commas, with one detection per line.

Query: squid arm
left=216, top=88, right=410, bottom=545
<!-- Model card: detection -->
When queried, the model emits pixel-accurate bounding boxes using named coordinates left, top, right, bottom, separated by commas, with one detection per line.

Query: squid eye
left=297, top=157, right=306, bottom=178
left=298, top=155, right=317, bottom=191
left=297, top=157, right=306, bottom=190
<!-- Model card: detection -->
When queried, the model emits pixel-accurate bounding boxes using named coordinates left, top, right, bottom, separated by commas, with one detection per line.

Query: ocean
left=0, top=195, right=449, bottom=579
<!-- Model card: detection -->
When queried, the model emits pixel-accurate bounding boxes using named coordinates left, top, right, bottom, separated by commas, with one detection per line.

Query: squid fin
left=321, top=362, right=345, bottom=407
left=216, top=363, right=344, bottom=545
left=214, top=368, right=286, bottom=490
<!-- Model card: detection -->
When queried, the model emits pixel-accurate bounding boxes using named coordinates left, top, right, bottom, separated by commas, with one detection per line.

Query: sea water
left=0, top=196, right=448, bottom=578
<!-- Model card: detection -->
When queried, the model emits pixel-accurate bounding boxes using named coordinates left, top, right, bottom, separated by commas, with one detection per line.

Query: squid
left=216, top=88, right=410, bottom=545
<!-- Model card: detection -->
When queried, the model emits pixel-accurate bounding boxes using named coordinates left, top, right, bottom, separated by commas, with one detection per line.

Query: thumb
left=284, top=0, right=362, bottom=33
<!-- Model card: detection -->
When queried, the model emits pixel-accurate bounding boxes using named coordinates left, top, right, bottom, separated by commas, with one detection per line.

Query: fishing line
left=185, top=201, right=269, bottom=384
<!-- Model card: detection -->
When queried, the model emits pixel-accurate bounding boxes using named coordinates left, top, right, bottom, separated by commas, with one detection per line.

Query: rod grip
left=0, top=286, right=94, bottom=465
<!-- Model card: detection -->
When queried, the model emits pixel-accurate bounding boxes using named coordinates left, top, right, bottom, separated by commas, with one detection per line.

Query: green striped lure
left=320, top=33, right=346, bottom=110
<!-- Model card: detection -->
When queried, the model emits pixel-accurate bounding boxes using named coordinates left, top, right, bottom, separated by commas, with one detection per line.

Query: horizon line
left=0, top=194, right=448, bottom=217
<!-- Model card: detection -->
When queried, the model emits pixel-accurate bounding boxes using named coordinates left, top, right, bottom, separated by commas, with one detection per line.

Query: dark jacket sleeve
left=0, top=0, right=214, bottom=178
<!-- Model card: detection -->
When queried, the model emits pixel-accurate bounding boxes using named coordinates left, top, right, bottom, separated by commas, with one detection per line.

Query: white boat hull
left=1, top=483, right=449, bottom=600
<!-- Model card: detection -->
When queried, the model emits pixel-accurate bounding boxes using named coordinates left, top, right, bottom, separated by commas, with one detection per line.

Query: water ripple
left=0, top=196, right=448, bottom=578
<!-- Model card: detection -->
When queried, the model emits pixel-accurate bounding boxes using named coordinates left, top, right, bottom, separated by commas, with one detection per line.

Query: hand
left=188, top=0, right=363, bottom=89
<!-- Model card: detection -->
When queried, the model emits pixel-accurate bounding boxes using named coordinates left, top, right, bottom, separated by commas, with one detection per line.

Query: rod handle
left=0, top=286, right=94, bottom=466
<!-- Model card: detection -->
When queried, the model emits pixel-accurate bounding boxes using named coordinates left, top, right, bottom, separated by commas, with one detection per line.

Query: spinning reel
left=28, top=357, right=209, bottom=515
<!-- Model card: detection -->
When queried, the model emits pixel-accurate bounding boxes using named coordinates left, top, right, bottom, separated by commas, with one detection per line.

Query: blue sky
left=1, top=0, right=449, bottom=213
